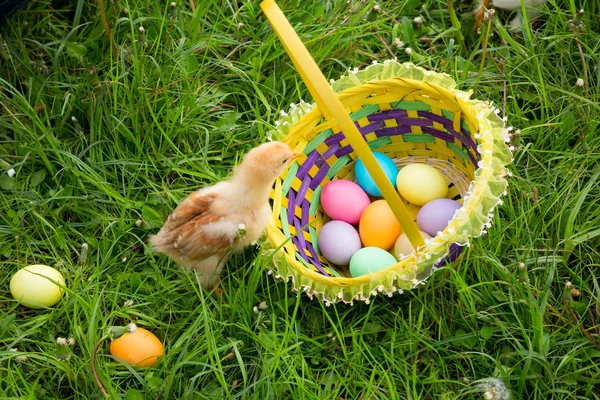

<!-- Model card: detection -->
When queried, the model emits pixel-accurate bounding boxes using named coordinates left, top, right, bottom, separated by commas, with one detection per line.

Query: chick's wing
left=152, top=191, right=237, bottom=260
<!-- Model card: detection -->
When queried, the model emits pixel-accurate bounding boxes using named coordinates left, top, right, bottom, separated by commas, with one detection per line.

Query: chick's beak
left=291, top=150, right=302, bottom=160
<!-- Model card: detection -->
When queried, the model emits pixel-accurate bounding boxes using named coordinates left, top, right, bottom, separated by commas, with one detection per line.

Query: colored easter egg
left=350, top=247, right=398, bottom=277
left=354, top=152, right=399, bottom=197
left=359, top=200, right=402, bottom=250
left=320, top=180, right=370, bottom=224
left=396, top=163, right=448, bottom=206
left=393, top=231, right=432, bottom=259
left=110, top=326, right=164, bottom=367
left=417, top=198, right=462, bottom=236
left=318, top=221, right=362, bottom=265
left=10, top=265, right=65, bottom=309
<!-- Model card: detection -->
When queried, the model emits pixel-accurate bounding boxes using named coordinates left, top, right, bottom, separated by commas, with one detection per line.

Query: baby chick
left=150, top=141, right=300, bottom=288
left=474, top=0, right=548, bottom=30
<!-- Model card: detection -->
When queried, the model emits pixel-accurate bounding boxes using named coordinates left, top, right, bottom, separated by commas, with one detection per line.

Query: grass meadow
left=1, top=0, right=600, bottom=398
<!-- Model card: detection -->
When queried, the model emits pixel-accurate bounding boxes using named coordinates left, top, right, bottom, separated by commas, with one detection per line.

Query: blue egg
left=354, top=152, right=398, bottom=197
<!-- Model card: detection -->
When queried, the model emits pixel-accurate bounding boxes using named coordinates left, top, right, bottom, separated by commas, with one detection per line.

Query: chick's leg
left=187, top=255, right=222, bottom=287
left=474, top=0, right=491, bottom=30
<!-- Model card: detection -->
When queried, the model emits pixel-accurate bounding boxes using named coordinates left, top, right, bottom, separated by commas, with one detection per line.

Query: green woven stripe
left=401, top=133, right=436, bottom=143
left=327, top=155, right=351, bottom=178
left=349, top=104, right=380, bottom=121
left=304, top=128, right=333, bottom=154
left=310, top=186, right=322, bottom=217
left=280, top=206, right=291, bottom=238
left=309, top=226, right=319, bottom=253
left=367, top=136, right=392, bottom=149
left=447, top=143, right=470, bottom=161
left=295, top=252, right=314, bottom=269
left=328, top=268, right=342, bottom=278
left=461, top=120, right=471, bottom=133
left=391, top=100, right=431, bottom=111
left=442, top=109, right=454, bottom=120
left=281, top=163, right=299, bottom=194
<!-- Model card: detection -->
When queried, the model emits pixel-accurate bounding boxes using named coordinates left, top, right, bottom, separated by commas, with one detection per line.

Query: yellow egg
left=359, top=200, right=402, bottom=250
left=396, top=163, right=448, bottom=206
left=394, top=231, right=431, bottom=259
left=10, top=265, right=65, bottom=308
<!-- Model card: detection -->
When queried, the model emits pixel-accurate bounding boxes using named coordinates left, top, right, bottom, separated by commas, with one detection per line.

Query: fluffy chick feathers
left=150, top=141, right=300, bottom=287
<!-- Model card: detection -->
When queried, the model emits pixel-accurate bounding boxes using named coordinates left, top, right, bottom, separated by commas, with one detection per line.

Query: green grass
left=1, top=0, right=600, bottom=398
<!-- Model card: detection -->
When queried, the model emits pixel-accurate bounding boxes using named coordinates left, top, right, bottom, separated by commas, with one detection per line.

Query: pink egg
left=417, top=198, right=462, bottom=236
left=318, top=221, right=362, bottom=265
left=320, top=180, right=370, bottom=224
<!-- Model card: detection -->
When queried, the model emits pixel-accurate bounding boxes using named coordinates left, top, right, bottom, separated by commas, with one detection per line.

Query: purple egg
left=318, top=221, right=362, bottom=266
left=417, top=199, right=462, bottom=236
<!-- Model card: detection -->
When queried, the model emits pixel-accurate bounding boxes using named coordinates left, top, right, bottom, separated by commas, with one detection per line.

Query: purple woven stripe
left=466, top=148, right=478, bottom=166
left=306, top=243, right=330, bottom=276
left=335, top=145, right=354, bottom=158
left=296, top=150, right=319, bottom=180
left=421, top=126, right=455, bottom=142
left=301, top=199, right=310, bottom=228
left=294, top=217, right=307, bottom=250
left=323, top=143, right=340, bottom=159
left=310, top=165, right=329, bottom=189
left=375, top=126, right=412, bottom=136
left=435, top=243, right=464, bottom=266
left=418, top=111, right=478, bottom=150
left=293, top=220, right=330, bottom=275
left=324, top=132, right=345, bottom=146
left=359, top=120, right=384, bottom=135
left=367, top=109, right=408, bottom=121
left=394, top=117, right=434, bottom=127
left=418, top=111, right=451, bottom=126
left=297, top=175, right=311, bottom=204
left=287, top=190, right=296, bottom=225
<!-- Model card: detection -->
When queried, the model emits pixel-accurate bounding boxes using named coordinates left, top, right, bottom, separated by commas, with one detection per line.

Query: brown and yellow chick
left=150, top=141, right=300, bottom=288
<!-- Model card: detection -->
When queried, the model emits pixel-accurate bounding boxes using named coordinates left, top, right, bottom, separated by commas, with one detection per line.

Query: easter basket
left=260, top=1, right=513, bottom=305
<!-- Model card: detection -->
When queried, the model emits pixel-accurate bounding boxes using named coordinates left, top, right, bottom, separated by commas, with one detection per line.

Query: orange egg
left=109, top=327, right=164, bottom=367
left=359, top=200, right=402, bottom=250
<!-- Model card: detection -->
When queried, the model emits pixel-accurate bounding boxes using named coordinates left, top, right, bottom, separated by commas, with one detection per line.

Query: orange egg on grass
left=109, top=326, right=164, bottom=367
left=359, top=200, right=402, bottom=250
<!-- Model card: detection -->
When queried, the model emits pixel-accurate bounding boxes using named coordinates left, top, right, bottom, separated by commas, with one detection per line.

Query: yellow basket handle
left=260, top=0, right=425, bottom=250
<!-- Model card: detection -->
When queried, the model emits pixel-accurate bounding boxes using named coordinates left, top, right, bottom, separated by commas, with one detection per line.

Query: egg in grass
left=109, top=323, right=164, bottom=367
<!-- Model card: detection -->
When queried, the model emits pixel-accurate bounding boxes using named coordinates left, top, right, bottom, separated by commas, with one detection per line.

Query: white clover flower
left=56, top=337, right=68, bottom=346
left=16, top=354, right=28, bottom=363
left=170, top=2, right=176, bottom=7
left=576, top=78, right=584, bottom=87
left=7, top=168, right=15, bottom=177
left=139, top=26, right=145, bottom=33
left=413, top=16, right=423, bottom=24
left=393, top=38, right=404, bottom=48
left=258, top=301, right=267, bottom=310
left=405, top=47, right=413, bottom=55
left=67, top=337, right=76, bottom=346
left=127, top=323, right=138, bottom=332
left=237, top=223, right=246, bottom=231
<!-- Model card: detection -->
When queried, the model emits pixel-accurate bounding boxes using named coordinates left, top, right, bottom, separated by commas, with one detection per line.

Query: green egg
left=349, top=247, right=398, bottom=277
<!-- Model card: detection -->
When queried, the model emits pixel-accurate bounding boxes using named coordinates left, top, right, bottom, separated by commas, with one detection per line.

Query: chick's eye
left=281, top=159, right=288, bottom=164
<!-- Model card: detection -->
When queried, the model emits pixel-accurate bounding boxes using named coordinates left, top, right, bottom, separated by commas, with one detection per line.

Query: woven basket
left=262, top=61, right=513, bottom=305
